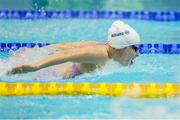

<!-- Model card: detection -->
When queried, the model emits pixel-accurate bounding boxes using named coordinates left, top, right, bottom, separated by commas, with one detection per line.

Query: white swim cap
left=108, top=20, right=140, bottom=49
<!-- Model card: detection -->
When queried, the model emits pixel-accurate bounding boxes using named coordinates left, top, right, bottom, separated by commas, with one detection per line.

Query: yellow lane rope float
left=0, top=82, right=180, bottom=98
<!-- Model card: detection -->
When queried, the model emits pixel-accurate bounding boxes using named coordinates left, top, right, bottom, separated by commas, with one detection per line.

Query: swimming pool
left=0, top=19, right=180, bottom=118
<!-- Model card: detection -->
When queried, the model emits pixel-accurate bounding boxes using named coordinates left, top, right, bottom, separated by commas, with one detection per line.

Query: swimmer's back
left=47, top=41, right=98, bottom=50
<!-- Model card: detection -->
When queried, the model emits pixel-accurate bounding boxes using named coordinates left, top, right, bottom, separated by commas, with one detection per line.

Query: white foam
left=0, top=46, right=57, bottom=78
left=0, top=48, right=179, bottom=82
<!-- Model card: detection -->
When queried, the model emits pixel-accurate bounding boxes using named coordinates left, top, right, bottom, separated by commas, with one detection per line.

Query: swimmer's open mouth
left=130, top=60, right=133, bottom=65
left=127, top=59, right=133, bottom=66
left=128, top=55, right=137, bottom=66
left=130, top=54, right=139, bottom=65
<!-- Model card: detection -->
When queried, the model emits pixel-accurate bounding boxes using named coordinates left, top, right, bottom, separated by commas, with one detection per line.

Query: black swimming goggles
left=131, top=45, right=139, bottom=53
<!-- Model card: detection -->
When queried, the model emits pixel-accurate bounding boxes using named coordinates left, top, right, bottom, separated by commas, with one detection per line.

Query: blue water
left=0, top=20, right=180, bottom=43
left=0, top=19, right=180, bottom=119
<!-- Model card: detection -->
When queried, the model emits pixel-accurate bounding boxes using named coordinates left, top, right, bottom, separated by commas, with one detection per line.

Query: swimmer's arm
left=34, top=47, right=108, bottom=70
left=47, top=41, right=97, bottom=49
left=9, top=47, right=108, bottom=74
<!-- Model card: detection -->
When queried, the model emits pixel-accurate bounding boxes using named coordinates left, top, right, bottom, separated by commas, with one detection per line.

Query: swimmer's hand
left=7, top=64, right=37, bottom=74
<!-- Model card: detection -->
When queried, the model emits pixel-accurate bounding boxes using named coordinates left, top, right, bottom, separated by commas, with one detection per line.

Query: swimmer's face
left=113, top=45, right=139, bottom=66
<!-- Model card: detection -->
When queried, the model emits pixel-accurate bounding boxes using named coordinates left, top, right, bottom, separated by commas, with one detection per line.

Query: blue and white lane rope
left=0, top=10, right=180, bottom=21
left=0, top=43, right=179, bottom=54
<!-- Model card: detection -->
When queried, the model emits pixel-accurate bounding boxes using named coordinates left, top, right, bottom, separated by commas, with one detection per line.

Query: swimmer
left=8, top=20, right=140, bottom=79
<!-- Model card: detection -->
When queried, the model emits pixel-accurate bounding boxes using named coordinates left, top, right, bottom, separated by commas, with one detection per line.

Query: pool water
left=0, top=19, right=180, bottom=43
left=0, top=19, right=180, bottom=119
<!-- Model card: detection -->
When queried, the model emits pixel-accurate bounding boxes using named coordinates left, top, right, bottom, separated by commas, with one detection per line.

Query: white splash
left=0, top=48, right=179, bottom=82
left=0, top=46, right=57, bottom=78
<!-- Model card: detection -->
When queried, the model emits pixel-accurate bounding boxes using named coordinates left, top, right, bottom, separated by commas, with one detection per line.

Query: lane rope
left=0, top=43, right=179, bottom=54
left=0, top=10, right=180, bottom=21
left=0, top=82, right=179, bottom=98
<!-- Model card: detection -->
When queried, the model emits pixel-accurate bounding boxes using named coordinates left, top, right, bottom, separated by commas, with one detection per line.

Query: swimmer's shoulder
left=61, top=40, right=98, bottom=48
left=72, top=40, right=98, bottom=45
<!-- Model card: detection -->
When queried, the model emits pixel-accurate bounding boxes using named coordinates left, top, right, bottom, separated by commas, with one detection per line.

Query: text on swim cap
left=111, top=30, right=130, bottom=37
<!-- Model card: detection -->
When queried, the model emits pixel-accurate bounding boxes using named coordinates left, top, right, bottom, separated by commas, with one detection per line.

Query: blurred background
left=0, top=0, right=179, bottom=11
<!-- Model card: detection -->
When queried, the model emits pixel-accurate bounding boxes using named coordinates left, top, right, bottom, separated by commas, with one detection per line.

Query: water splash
left=0, top=46, right=57, bottom=79
left=0, top=48, right=179, bottom=82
